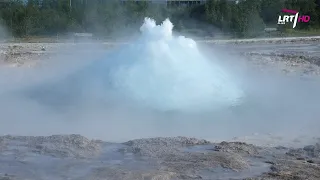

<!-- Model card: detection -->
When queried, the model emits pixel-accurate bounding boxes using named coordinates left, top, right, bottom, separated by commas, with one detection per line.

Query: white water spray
left=1, top=17, right=320, bottom=143
left=96, top=18, right=243, bottom=111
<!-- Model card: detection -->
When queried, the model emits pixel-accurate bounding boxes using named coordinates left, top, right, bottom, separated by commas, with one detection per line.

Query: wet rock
left=286, top=148, right=305, bottom=157
left=275, top=146, right=288, bottom=150
left=122, top=137, right=210, bottom=158
left=248, top=144, right=320, bottom=180
left=286, top=143, right=320, bottom=159
left=177, top=174, right=202, bottom=179
left=82, top=167, right=177, bottom=180
left=303, top=144, right=320, bottom=158
left=121, top=137, right=253, bottom=178
left=124, top=137, right=210, bottom=147
left=264, top=161, right=275, bottom=165
left=307, top=159, right=315, bottom=164
left=161, top=151, right=249, bottom=173
left=266, top=159, right=320, bottom=180
left=1, top=135, right=320, bottom=180
left=214, top=141, right=261, bottom=155
left=1, top=134, right=102, bottom=158
left=296, top=157, right=305, bottom=161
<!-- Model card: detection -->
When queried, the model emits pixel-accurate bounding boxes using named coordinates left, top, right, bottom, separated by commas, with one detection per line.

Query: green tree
left=260, top=0, right=285, bottom=25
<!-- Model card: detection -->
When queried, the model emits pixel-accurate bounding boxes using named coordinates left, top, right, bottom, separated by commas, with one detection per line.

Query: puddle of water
left=0, top=142, right=160, bottom=180
left=196, top=157, right=270, bottom=180
left=0, top=142, right=274, bottom=180
left=182, top=144, right=216, bottom=153
left=181, top=144, right=271, bottom=180
left=98, top=143, right=159, bottom=171
left=0, top=152, right=93, bottom=180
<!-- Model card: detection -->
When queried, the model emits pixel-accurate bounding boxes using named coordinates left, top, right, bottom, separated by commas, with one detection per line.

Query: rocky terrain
left=0, top=135, right=319, bottom=180
left=1, top=36, right=320, bottom=75
left=0, top=36, right=320, bottom=179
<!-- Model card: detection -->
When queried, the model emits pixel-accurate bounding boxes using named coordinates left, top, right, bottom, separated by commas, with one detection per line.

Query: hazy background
left=0, top=22, right=320, bottom=144
left=0, top=0, right=319, bottom=41
left=0, top=0, right=319, bottom=146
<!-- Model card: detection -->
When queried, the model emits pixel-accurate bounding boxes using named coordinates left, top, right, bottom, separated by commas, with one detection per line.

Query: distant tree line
left=0, top=0, right=319, bottom=38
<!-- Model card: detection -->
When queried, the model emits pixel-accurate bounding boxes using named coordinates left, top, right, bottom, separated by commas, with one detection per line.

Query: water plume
left=1, top=18, right=320, bottom=145
left=90, top=18, right=243, bottom=112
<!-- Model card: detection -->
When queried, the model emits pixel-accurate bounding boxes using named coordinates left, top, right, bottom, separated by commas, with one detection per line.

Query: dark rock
left=307, top=160, right=315, bottom=164
left=303, top=144, right=320, bottom=158
left=270, top=165, right=279, bottom=172
left=122, top=137, right=211, bottom=157
left=264, top=161, right=275, bottom=165
left=178, top=174, right=202, bottom=179
left=214, top=141, right=260, bottom=155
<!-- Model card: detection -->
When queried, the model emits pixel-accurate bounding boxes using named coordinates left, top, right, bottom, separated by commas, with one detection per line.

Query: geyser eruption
left=1, top=17, right=320, bottom=144
left=95, top=18, right=243, bottom=112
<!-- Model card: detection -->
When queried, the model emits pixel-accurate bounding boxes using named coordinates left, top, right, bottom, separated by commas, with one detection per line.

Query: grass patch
left=283, top=29, right=320, bottom=37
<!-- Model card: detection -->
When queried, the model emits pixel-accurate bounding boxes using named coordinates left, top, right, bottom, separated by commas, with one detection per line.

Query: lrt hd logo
left=278, top=9, right=310, bottom=28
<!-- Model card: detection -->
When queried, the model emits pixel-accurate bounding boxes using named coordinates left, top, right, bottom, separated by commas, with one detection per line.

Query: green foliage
left=0, top=0, right=319, bottom=38
left=204, top=0, right=266, bottom=37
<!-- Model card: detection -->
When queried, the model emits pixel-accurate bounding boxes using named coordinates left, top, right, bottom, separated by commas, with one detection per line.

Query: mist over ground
left=0, top=18, right=319, bottom=146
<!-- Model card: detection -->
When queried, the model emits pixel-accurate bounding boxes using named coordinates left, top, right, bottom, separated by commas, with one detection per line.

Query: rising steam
left=87, top=18, right=244, bottom=112
left=0, top=18, right=320, bottom=145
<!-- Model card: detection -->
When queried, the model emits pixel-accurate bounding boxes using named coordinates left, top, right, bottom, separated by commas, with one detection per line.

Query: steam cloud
left=0, top=18, right=320, bottom=145
left=86, top=18, right=243, bottom=112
